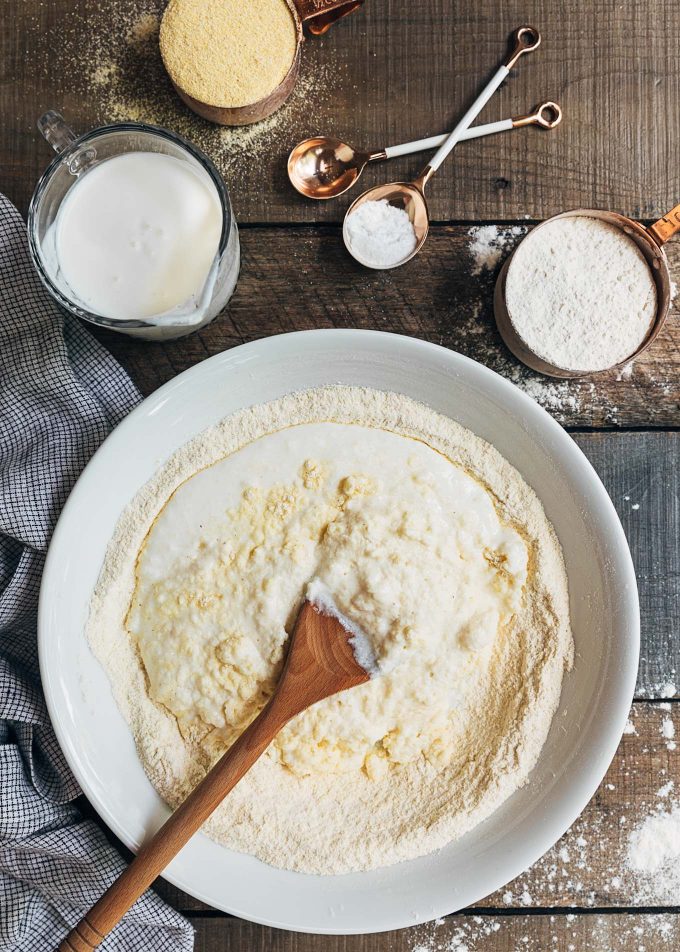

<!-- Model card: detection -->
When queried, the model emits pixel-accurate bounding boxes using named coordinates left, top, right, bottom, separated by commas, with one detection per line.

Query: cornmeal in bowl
left=89, top=386, right=573, bottom=874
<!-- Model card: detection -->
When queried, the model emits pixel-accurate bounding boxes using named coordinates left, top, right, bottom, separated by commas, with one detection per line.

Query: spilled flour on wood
left=37, top=2, right=337, bottom=189
left=467, top=224, right=527, bottom=276
left=626, top=800, right=680, bottom=903
left=408, top=913, right=680, bottom=951
left=661, top=715, right=677, bottom=751
left=657, top=680, right=677, bottom=698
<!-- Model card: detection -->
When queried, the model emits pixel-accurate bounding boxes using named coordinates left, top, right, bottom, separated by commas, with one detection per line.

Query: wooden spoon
left=58, top=599, right=371, bottom=951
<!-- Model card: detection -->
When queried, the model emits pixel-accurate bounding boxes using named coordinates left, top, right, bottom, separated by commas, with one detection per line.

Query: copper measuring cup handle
left=647, top=202, right=680, bottom=246
left=293, top=0, right=364, bottom=35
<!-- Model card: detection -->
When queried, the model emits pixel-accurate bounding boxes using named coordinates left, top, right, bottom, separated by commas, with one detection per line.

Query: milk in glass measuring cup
left=28, top=112, right=240, bottom=340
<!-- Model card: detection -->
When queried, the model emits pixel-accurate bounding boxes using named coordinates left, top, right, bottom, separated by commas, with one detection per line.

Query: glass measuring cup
left=28, top=111, right=240, bottom=341
left=494, top=205, right=679, bottom=377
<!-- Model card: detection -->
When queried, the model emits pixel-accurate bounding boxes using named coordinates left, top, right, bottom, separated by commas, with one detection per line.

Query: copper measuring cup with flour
left=493, top=204, right=680, bottom=378
left=166, top=0, right=363, bottom=125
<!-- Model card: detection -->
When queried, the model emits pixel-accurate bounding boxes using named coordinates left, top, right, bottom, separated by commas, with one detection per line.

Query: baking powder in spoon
left=344, top=199, right=417, bottom=268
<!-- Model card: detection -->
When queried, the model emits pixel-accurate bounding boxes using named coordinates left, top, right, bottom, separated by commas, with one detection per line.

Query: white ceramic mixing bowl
left=38, top=330, right=639, bottom=934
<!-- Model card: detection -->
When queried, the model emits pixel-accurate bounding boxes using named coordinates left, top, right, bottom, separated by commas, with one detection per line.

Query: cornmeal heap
left=160, top=0, right=298, bottom=108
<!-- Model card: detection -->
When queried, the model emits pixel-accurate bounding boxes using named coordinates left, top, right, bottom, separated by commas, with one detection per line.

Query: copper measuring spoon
left=494, top=205, right=680, bottom=377
left=58, top=598, right=372, bottom=951
left=343, top=26, right=542, bottom=269
left=289, top=102, right=562, bottom=200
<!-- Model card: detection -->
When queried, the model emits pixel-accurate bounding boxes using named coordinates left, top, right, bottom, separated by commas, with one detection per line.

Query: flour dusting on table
left=468, top=224, right=527, bottom=275
left=408, top=912, right=680, bottom=951
left=626, top=799, right=680, bottom=903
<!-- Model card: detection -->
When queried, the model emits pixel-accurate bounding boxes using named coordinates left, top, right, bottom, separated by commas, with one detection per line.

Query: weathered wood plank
left=571, top=434, right=680, bottom=701
left=93, top=226, right=680, bottom=427
left=1, top=0, right=679, bottom=223
left=191, top=912, right=680, bottom=951
left=156, top=703, right=680, bottom=914
left=480, top=702, right=680, bottom=910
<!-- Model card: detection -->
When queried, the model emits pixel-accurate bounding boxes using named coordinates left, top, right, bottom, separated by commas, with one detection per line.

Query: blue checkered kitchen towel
left=0, top=194, right=194, bottom=950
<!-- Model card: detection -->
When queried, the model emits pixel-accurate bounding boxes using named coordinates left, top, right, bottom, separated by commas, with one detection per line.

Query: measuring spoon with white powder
left=343, top=25, right=541, bottom=270
left=59, top=595, right=376, bottom=951
left=493, top=204, right=680, bottom=376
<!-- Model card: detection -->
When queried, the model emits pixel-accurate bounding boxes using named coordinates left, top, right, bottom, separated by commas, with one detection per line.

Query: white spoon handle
left=428, top=64, right=509, bottom=172
left=421, top=26, right=541, bottom=177
left=384, top=118, right=513, bottom=159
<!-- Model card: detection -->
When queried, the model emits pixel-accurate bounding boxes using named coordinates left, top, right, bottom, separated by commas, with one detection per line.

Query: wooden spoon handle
left=58, top=599, right=369, bottom=951
left=58, top=696, right=291, bottom=951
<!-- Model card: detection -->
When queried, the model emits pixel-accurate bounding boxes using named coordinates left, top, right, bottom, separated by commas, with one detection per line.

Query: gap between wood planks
left=96, top=226, right=680, bottom=430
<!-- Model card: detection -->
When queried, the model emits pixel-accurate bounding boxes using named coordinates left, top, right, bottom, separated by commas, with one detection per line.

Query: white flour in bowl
left=88, top=386, right=573, bottom=874
left=504, top=216, right=657, bottom=373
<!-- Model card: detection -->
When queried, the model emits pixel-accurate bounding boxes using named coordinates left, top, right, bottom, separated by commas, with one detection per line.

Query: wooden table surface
left=3, top=1, right=679, bottom=949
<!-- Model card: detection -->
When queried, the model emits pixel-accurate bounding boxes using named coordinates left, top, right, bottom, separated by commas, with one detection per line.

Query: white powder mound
left=627, top=802, right=680, bottom=902
left=88, top=386, right=573, bottom=875
left=468, top=224, right=526, bottom=275
left=505, top=216, right=657, bottom=373
left=344, top=199, right=417, bottom=268
left=661, top=717, right=675, bottom=740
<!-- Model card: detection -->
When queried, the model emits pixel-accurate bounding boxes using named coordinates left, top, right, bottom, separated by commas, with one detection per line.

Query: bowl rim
left=38, top=329, right=640, bottom=934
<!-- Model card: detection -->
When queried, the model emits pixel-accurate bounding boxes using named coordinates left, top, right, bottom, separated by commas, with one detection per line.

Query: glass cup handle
left=37, top=110, right=96, bottom=174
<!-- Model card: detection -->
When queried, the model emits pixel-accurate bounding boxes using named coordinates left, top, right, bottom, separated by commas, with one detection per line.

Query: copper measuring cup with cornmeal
left=493, top=204, right=680, bottom=378
left=343, top=26, right=542, bottom=269
left=160, top=0, right=363, bottom=126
